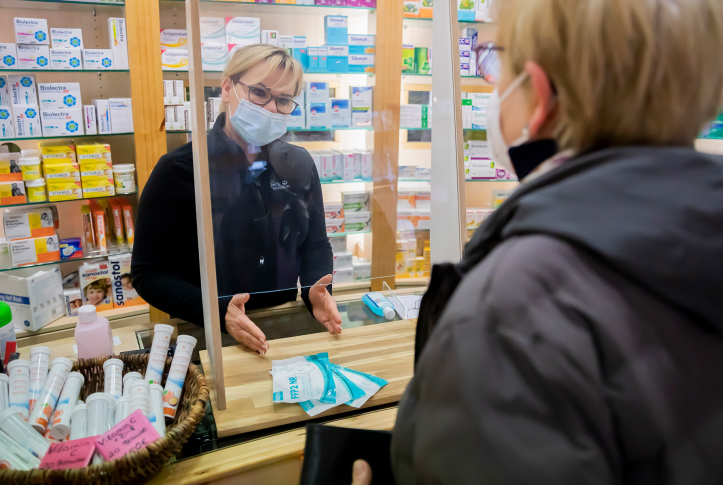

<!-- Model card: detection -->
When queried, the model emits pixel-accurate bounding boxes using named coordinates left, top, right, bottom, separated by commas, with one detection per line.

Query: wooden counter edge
left=148, top=407, right=399, bottom=485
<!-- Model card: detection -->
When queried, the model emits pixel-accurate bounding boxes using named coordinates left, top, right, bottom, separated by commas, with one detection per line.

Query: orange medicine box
left=0, top=152, right=23, bottom=182
left=89, top=199, right=108, bottom=253
left=3, top=207, right=55, bottom=241
left=108, top=198, right=125, bottom=245
left=9, top=234, right=60, bottom=266
left=119, top=197, right=134, bottom=246
left=0, top=181, right=26, bottom=205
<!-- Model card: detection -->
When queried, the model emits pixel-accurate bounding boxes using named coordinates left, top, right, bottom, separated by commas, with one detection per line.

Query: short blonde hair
left=222, top=44, right=304, bottom=97
left=497, top=0, right=723, bottom=152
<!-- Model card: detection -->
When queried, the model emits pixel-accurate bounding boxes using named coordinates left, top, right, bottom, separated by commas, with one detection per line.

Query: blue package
left=326, top=45, right=349, bottom=73
left=59, top=237, right=82, bottom=260
left=324, top=16, right=348, bottom=45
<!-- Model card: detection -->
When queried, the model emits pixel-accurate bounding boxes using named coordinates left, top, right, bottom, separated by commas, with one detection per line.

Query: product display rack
left=1, top=69, right=130, bottom=73
left=163, top=0, right=375, bottom=11
left=0, top=249, right=133, bottom=274
left=0, top=190, right=137, bottom=209
left=13, top=0, right=124, bottom=5
left=2, top=132, right=135, bottom=142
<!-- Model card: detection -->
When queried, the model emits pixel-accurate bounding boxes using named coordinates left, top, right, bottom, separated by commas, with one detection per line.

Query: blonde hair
left=222, top=44, right=303, bottom=102
left=497, top=0, right=723, bottom=152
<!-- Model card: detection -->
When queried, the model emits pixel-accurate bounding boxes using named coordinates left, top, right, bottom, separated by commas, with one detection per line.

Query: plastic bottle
left=74, top=305, right=113, bottom=360
left=361, top=292, right=396, bottom=320
left=0, top=302, right=16, bottom=365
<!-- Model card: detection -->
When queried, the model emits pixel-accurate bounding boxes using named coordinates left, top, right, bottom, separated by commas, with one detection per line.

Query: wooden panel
left=199, top=319, right=414, bottom=437
left=147, top=407, right=398, bottom=485
left=186, top=0, right=226, bottom=411
left=371, top=0, right=404, bottom=292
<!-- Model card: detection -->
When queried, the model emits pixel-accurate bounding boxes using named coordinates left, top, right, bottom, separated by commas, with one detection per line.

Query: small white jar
left=112, top=164, right=136, bottom=193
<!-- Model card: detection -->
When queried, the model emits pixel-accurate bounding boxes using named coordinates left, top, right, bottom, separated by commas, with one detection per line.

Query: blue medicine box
left=324, top=16, right=348, bottom=46
left=326, top=45, right=349, bottom=73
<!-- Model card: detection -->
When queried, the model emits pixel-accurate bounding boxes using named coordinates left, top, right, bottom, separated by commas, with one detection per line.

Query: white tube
left=0, top=407, right=50, bottom=459
left=162, top=335, right=197, bottom=420
left=86, top=392, right=115, bottom=437
left=149, top=383, right=166, bottom=438
left=69, top=402, right=87, bottom=440
left=28, top=346, right=51, bottom=413
left=0, top=429, right=41, bottom=470
left=0, top=373, right=8, bottom=412
left=129, top=380, right=150, bottom=417
left=48, top=371, right=85, bottom=440
left=113, top=396, right=131, bottom=426
left=28, top=357, right=72, bottom=433
left=122, top=371, right=142, bottom=397
left=103, top=358, right=124, bottom=399
left=144, top=324, right=174, bottom=385
left=7, top=359, right=30, bottom=420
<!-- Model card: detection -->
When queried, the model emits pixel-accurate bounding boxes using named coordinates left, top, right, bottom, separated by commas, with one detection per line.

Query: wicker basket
left=0, top=353, right=209, bottom=485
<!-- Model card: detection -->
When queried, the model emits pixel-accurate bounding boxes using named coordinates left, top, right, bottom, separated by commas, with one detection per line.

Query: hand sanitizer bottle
left=362, top=292, right=396, bottom=320
left=75, top=305, right=113, bottom=360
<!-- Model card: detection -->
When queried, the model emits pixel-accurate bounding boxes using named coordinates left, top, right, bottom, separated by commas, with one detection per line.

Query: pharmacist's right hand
left=225, top=293, right=269, bottom=355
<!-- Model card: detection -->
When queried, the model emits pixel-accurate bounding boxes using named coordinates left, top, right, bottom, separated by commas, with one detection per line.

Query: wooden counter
left=200, top=319, right=415, bottom=438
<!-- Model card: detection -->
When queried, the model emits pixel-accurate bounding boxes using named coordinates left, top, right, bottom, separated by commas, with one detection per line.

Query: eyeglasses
left=474, top=42, right=504, bottom=85
left=236, top=82, right=299, bottom=115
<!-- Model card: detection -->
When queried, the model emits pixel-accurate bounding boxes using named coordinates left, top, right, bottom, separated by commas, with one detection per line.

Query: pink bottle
left=75, top=305, right=113, bottom=360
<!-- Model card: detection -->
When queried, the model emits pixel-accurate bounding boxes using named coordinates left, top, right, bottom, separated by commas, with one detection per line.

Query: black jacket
left=393, top=146, right=723, bottom=484
left=132, top=113, right=332, bottom=327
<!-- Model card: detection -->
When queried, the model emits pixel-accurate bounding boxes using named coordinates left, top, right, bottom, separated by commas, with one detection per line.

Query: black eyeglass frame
left=236, top=81, right=299, bottom=115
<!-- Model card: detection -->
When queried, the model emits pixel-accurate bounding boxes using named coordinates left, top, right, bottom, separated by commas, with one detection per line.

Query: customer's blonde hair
left=496, top=0, right=723, bottom=152
left=222, top=44, right=303, bottom=103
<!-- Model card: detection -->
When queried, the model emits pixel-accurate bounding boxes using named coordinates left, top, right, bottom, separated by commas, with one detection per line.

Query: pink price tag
left=39, top=436, right=97, bottom=470
left=95, top=410, right=161, bottom=461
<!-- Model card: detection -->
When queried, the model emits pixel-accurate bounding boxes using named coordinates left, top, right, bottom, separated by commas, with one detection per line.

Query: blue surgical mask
left=230, top=84, right=288, bottom=146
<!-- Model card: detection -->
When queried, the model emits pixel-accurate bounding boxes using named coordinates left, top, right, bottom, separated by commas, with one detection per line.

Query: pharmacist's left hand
left=309, top=274, right=342, bottom=335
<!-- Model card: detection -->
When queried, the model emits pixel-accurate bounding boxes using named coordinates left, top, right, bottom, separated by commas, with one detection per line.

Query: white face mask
left=230, top=84, right=288, bottom=146
left=486, top=72, right=531, bottom=176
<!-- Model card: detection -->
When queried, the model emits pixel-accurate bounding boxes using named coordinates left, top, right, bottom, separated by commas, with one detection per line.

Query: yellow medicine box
left=40, top=144, right=77, bottom=164
left=44, top=163, right=81, bottom=183
left=80, top=160, right=113, bottom=183
left=76, top=144, right=112, bottom=163
left=82, top=179, right=115, bottom=198
left=48, top=181, right=83, bottom=202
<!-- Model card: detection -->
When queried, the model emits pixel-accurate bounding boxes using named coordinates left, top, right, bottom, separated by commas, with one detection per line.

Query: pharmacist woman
left=132, top=45, right=341, bottom=354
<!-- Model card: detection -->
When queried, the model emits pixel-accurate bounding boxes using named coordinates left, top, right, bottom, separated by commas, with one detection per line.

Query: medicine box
left=93, top=99, right=112, bottom=134
left=0, top=266, right=64, bottom=332
left=400, top=104, right=430, bottom=129
left=329, top=235, right=347, bottom=253
left=326, top=218, right=345, bottom=234
left=348, top=34, right=375, bottom=55
left=457, top=0, right=476, bottom=21
left=469, top=159, right=495, bottom=179
left=326, top=45, right=348, bottom=73
left=17, top=45, right=51, bottom=70
left=324, top=202, right=344, bottom=219
left=288, top=106, right=305, bottom=129
left=108, top=253, right=144, bottom=308
left=333, top=252, right=353, bottom=270
left=416, top=190, right=431, bottom=210
left=38, top=83, right=81, bottom=110
left=335, top=150, right=355, bottom=180
left=9, top=75, right=37, bottom=106
left=160, top=29, right=188, bottom=49
left=0, top=151, right=21, bottom=182
left=324, top=16, right=348, bottom=45
left=64, top=287, right=81, bottom=317
left=332, top=267, right=353, bottom=284
left=77, top=143, right=112, bottom=163
left=79, top=260, right=113, bottom=311
left=403, top=1, right=421, bottom=17
left=14, top=18, right=49, bottom=45
left=59, top=237, right=82, bottom=260
left=353, top=261, right=371, bottom=281
left=161, top=49, right=188, bottom=71
left=0, top=44, right=18, bottom=70
left=261, top=30, right=279, bottom=46
left=0, top=107, right=15, bottom=139
left=9, top=235, right=59, bottom=267
left=80, top=160, right=113, bottom=183
left=471, top=110, right=486, bottom=130
left=162, top=80, right=174, bottom=105
left=342, top=191, right=369, bottom=212
left=345, top=211, right=370, bottom=232
left=201, top=44, right=231, bottom=72
left=225, top=17, right=261, bottom=45
left=109, top=98, right=133, bottom=134
left=476, top=0, right=489, bottom=21
left=319, top=151, right=334, bottom=181
left=40, top=109, right=84, bottom=137
left=50, top=28, right=83, bottom=49
left=360, top=151, right=372, bottom=181
left=402, top=44, right=415, bottom=73
left=331, top=151, right=343, bottom=180
left=348, top=54, right=374, bottom=74
left=330, top=99, right=351, bottom=129
left=200, top=17, right=226, bottom=43
left=319, top=46, right=328, bottom=71
left=307, top=47, right=319, bottom=72
left=4, top=208, right=55, bottom=241
left=13, top=106, right=41, bottom=138
left=44, top=163, right=80, bottom=183
left=207, top=97, right=222, bottom=129
left=82, top=179, right=115, bottom=198
left=350, top=86, right=372, bottom=126
left=47, top=180, right=82, bottom=202
left=0, top=74, right=10, bottom=106
left=83, top=105, right=97, bottom=135
left=40, top=144, right=76, bottom=163
left=175, top=80, right=185, bottom=104
left=108, top=18, right=129, bottom=70
left=50, top=49, right=83, bottom=70
left=278, top=35, right=295, bottom=49
left=83, top=49, right=114, bottom=70
left=293, top=37, right=308, bottom=69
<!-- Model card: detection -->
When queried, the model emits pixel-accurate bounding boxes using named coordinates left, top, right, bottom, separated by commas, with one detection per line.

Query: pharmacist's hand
left=351, top=460, right=372, bottom=485
left=225, top=293, right=269, bottom=355
left=309, top=275, right=342, bottom=335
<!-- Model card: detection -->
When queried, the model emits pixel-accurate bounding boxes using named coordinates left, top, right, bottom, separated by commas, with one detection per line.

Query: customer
left=391, top=0, right=723, bottom=484
left=133, top=45, right=341, bottom=354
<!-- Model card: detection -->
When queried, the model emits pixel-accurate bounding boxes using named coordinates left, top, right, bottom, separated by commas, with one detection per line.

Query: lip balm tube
left=162, top=335, right=197, bottom=420
left=0, top=408, right=50, bottom=459
left=122, top=371, right=142, bottom=397
left=28, top=357, right=72, bottom=433
left=130, top=380, right=150, bottom=417
left=103, top=358, right=124, bottom=399
left=0, top=429, right=41, bottom=470
left=69, top=402, right=87, bottom=440
left=7, top=359, right=30, bottom=420
left=86, top=392, right=115, bottom=437
left=145, top=324, right=174, bottom=385
left=49, top=371, right=85, bottom=440
left=0, top=374, right=8, bottom=412
left=149, top=383, right=166, bottom=438
left=113, top=396, right=131, bottom=426
left=28, top=346, right=51, bottom=413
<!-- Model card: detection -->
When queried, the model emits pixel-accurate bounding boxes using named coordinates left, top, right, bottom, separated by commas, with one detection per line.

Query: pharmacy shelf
left=1, top=133, right=134, bottom=142
left=0, top=69, right=129, bottom=73
left=396, top=276, right=430, bottom=287
left=403, top=17, right=490, bottom=24
left=0, top=190, right=137, bottom=210
left=0, top=249, right=132, bottom=274
left=327, top=230, right=371, bottom=237
left=402, top=73, right=481, bottom=78
left=167, top=127, right=372, bottom=134
left=13, top=0, right=124, bottom=5
left=401, top=127, right=486, bottom=131
left=321, top=179, right=371, bottom=185
left=180, top=70, right=374, bottom=76
left=466, top=179, right=519, bottom=183
left=163, top=0, right=375, bottom=11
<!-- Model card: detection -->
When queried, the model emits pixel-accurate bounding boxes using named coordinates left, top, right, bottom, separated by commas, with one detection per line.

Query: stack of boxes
left=309, top=149, right=372, bottom=182
left=326, top=190, right=371, bottom=283
left=403, top=0, right=490, bottom=21
left=465, top=207, right=494, bottom=230
left=5, top=206, right=60, bottom=267
left=291, top=82, right=371, bottom=130
left=397, top=184, right=431, bottom=231
left=461, top=91, right=490, bottom=130
left=41, top=143, right=82, bottom=202
left=163, top=80, right=191, bottom=131
left=463, top=140, right=517, bottom=180
left=400, top=104, right=432, bottom=129
left=78, top=144, right=115, bottom=198
left=401, top=29, right=477, bottom=77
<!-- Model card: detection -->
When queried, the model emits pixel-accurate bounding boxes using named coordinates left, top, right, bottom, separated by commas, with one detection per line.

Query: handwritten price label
left=39, top=436, right=97, bottom=470
left=95, top=410, right=161, bottom=461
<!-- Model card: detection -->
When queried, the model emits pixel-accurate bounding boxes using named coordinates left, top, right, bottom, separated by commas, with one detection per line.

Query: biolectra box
left=83, top=49, right=114, bottom=70
left=40, top=109, right=84, bottom=137
left=17, top=45, right=50, bottom=70
left=50, top=28, right=84, bottom=49
left=13, top=106, right=42, bottom=138
left=38, top=83, right=82, bottom=110
left=0, top=44, right=18, bottom=70
left=50, top=48, right=83, bottom=70
left=9, top=75, right=37, bottom=107
left=14, top=18, right=49, bottom=45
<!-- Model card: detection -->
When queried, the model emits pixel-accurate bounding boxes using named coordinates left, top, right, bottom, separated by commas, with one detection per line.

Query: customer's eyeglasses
left=237, top=82, right=299, bottom=115
left=474, top=42, right=504, bottom=85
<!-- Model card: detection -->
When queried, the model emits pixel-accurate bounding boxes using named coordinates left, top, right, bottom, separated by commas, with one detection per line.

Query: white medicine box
left=50, top=28, right=84, bottom=49
left=14, top=18, right=49, bottom=45
left=50, top=49, right=83, bottom=70
left=0, top=44, right=18, bottom=70
left=83, top=49, right=114, bottom=70
left=40, top=109, right=84, bottom=137
left=17, top=45, right=51, bottom=70
left=38, top=83, right=82, bottom=110
left=0, top=265, right=65, bottom=332
left=9, top=75, right=37, bottom=106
